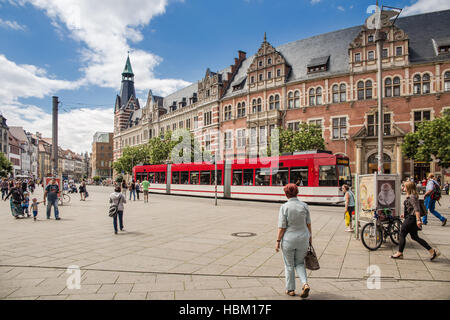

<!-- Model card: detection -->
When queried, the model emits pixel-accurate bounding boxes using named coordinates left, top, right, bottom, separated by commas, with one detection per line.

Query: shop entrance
left=368, top=153, right=391, bottom=174
left=414, top=162, right=430, bottom=181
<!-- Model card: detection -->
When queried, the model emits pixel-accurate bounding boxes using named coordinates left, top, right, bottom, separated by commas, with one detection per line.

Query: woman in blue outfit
left=276, top=183, right=312, bottom=299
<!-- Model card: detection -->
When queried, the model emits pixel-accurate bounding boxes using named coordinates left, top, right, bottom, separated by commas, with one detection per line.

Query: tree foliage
left=401, top=109, right=450, bottom=168
left=277, top=124, right=325, bottom=153
left=0, top=152, right=12, bottom=177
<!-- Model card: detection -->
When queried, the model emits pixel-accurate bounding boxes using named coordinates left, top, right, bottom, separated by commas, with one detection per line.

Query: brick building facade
left=113, top=10, right=450, bottom=182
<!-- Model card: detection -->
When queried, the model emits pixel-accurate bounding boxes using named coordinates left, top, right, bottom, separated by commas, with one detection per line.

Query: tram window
left=233, top=170, right=243, bottom=185
left=319, top=165, right=338, bottom=186
left=154, top=172, right=160, bottom=183
left=290, top=167, right=309, bottom=186
left=200, top=171, right=211, bottom=185
left=190, top=171, right=199, bottom=185
left=255, top=168, right=271, bottom=186
left=148, top=173, right=155, bottom=183
left=243, top=169, right=254, bottom=186
left=181, top=171, right=189, bottom=184
left=211, top=170, right=223, bottom=185
left=137, top=173, right=146, bottom=182
left=160, top=172, right=166, bottom=183
left=172, top=171, right=180, bottom=184
left=337, top=165, right=352, bottom=186
left=272, top=167, right=289, bottom=186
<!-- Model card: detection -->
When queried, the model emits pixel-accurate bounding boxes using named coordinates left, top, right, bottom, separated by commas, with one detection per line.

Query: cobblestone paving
left=1, top=186, right=449, bottom=300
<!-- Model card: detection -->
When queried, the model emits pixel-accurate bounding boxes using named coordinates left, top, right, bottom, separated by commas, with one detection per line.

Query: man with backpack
left=422, top=173, right=447, bottom=226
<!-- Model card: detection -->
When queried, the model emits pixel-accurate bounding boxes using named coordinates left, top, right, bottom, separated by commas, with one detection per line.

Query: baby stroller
left=69, top=184, right=78, bottom=193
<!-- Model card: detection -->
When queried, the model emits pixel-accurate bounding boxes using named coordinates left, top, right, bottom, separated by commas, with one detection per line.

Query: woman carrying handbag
left=109, top=186, right=126, bottom=234
left=276, top=183, right=313, bottom=299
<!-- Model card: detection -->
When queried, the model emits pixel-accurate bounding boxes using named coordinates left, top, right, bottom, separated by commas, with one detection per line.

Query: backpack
left=109, top=194, right=122, bottom=217
left=430, top=181, right=441, bottom=201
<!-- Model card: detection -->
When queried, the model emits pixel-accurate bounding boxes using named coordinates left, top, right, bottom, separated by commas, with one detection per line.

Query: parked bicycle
left=361, top=208, right=402, bottom=251
left=58, top=191, right=71, bottom=206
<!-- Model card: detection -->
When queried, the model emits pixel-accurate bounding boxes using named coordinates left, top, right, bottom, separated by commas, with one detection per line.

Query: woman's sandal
left=430, top=249, right=441, bottom=261
left=285, top=290, right=295, bottom=296
left=390, top=254, right=403, bottom=259
left=300, top=285, right=310, bottom=299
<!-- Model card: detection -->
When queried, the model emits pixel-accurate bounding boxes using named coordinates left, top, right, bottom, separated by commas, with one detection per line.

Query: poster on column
left=377, top=177, right=397, bottom=215
left=358, top=175, right=375, bottom=220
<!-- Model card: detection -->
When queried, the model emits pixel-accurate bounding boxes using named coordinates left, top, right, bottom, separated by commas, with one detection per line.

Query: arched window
left=340, top=84, right=346, bottom=102
left=445, top=71, right=450, bottom=91
left=422, top=73, right=430, bottom=94
left=385, top=78, right=392, bottom=97
left=357, top=80, right=372, bottom=100
left=294, top=91, right=300, bottom=108
left=309, top=88, right=315, bottom=106
left=237, top=102, right=246, bottom=118
left=365, top=80, right=372, bottom=99
left=274, top=94, right=280, bottom=109
left=393, top=77, right=401, bottom=96
left=252, top=99, right=257, bottom=113
left=316, top=87, right=322, bottom=105
left=288, top=92, right=294, bottom=109
left=224, top=105, right=232, bottom=120
left=413, top=74, right=422, bottom=94
left=357, top=81, right=365, bottom=100
left=269, top=95, right=274, bottom=110
left=332, top=85, right=339, bottom=103
left=268, top=58, right=272, bottom=65
left=257, top=98, right=262, bottom=112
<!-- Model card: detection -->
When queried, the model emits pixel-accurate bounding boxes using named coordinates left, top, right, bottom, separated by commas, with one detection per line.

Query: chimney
left=238, top=50, right=246, bottom=60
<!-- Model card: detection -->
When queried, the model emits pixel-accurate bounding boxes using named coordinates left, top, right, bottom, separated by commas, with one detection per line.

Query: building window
left=259, top=126, right=266, bottom=145
left=368, top=51, right=375, bottom=61
left=277, top=69, right=281, bottom=77
left=172, top=123, right=177, bottom=131
left=368, top=35, right=374, bottom=42
left=250, top=127, right=257, bottom=145
left=252, top=99, right=257, bottom=113
left=268, top=58, right=272, bottom=65
left=396, top=46, right=403, bottom=56
left=186, top=119, right=191, bottom=129
left=357, top=80, right=372, bottom=100
left=194, top=116, right=198, bottom=129
left=269, top=95, right=274, bottom=110
left=367, top=113, right=391, bottom=136
left=257, top=98, right=262, bottom=112
left=354, top=53, right=361, bottom=62
left=414, top=110, right=431, bottom=131
left=224, top=132, right=232, bottom=150
left=332, top=117, right=347, bottom=139
left=267, top=71, right=272, bottom=79
left=237, top=102, right=245, bottom=118
left=332, top=84, right=346, bottom=103
left=251, top=76, right=255, bottom=84
left=309, top=119, right=323, bottom=133
left=259, top=74, right=263, bottom=81
left=269, top=94, right=280, bottom=110
left=288, top=122, right=300, bottom=131
left=445, top=71, right=450, bottom=91
left=259, top=60, right=263, bottom=67
left=309, top=88, right=315, bottom=106
left=413, top=74, right=430, bottom=95
left=224, top=105, right=232, bottom=120
left=274, top=94, right=280, bottom=109
left=204, top=111, right=212, bottom=126
left=204, top=134, right=211, bottom=151
left=382, top=48, right=388, bottom=58
left=315, top=87, right=322, bottom=105
left=179, top=121, right=184, bottom=129
left=385, top=77, right=401, bottom=97
left=288, top=92, right=294, bottom=109
left=237, top=129, right=246, bottom=148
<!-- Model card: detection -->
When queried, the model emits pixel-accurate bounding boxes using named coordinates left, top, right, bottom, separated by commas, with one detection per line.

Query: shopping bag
left=305, top=245, right=320, bottom=270
left=345, top=211, right=350, bottom=226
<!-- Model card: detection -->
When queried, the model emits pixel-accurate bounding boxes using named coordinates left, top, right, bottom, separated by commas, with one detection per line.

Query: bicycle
left=58, top=191, right=71, bottom=206
left=361, top=208, right=402, bottom=251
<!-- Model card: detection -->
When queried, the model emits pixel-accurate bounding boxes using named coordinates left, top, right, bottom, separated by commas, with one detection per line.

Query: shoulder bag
left=109, top=194, right=122, bottom=217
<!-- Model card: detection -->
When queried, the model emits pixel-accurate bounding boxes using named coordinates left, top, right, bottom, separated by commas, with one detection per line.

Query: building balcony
left=247, top=109, right=282, bottom=123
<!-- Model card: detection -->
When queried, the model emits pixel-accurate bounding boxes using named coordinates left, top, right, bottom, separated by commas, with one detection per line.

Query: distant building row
left=0, top=114, right=90, bottom=181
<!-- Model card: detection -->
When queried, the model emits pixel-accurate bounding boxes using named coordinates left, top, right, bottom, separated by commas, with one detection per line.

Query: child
left=22, top=192, right=30, bottom=218
left=31, top=198, right=40, bottom=221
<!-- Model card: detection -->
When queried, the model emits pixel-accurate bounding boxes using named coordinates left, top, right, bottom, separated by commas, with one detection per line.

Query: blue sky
left=0, top=0, right=449, bottom=153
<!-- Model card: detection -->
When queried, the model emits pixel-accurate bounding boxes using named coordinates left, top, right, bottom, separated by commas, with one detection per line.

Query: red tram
left=133, top=151, right=351, bottom=204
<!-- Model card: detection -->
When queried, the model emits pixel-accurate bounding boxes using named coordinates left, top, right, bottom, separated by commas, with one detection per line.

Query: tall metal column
left=52, top=96, right=59, bottom=177
left=375, top=30, right=386, bottom=174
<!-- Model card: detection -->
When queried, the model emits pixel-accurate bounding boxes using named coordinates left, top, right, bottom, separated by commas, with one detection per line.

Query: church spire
left=122, top=52, right=134, bottom=78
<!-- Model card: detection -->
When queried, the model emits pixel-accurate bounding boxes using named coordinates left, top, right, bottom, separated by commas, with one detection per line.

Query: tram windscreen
left=337, top=165, right=352, bottom=187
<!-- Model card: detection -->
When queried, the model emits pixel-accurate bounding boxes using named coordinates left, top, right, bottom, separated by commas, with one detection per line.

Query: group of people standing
left=119, top=179, right=150, bottom=203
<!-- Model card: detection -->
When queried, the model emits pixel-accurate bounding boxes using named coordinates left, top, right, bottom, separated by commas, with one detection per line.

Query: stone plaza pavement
left=0, top=186, right=449, bottom=300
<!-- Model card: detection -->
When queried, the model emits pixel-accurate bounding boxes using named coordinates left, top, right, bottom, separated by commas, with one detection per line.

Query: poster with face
left=377, top=180, right=396, bottom=209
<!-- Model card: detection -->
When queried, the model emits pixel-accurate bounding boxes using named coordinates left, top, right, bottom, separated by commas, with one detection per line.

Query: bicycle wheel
left=63, top=194, right=71, bottom=204
left=389, top=218, right=402, bottom=245
left=361, top=222, right=383, bottom=251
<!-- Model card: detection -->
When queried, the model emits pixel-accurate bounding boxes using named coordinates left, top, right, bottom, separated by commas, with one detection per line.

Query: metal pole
left=52, top=96, right=58, bottom=177
left=376, top=29, right=385, bottom=174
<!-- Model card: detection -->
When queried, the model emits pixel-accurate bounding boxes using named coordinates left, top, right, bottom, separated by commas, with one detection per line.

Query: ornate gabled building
left=113, top=9, right=450, bottom=182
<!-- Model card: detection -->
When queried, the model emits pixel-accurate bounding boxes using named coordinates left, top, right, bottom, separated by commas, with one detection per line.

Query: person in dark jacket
left=391, top=181, right=440, bottom=260
left=4, top=181, right=24, bottom=218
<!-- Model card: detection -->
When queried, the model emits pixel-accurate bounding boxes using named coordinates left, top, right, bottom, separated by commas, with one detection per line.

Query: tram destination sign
left=337, top=159, right=349, bottom=165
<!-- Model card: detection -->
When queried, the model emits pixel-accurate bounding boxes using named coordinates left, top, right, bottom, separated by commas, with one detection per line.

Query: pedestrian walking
left=1, top=178, right=8, bottom=200
left=391, top=181, right=440, bottom=260
left=276, top=183, right=312, bottom=299
left=129, top=180, right=136, bottom=201
left=44, top=178, right=60, bottom=220
left=422, top=173, right=447, bottom=226
left=22, top=192, right=30, bottom=217
left=4, top=181, right=24, bottom=218
left=136, top=180, right=141, bottom=200
left=142, top=178, right=150, bottom=203
left=121, top=180, right=127, bottom=198
left=31, top=198, right=41, bottom=221
left=79, top=180, right=86, bottom=201
left=342, top=184, right=355, bottom=232
left=110, top=186, right=126, bottom=234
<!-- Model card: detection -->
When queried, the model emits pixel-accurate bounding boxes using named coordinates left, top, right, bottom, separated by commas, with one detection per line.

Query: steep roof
left=122, top=55, right=134, bottom=75
left=8, top=127, right=28, bottom=143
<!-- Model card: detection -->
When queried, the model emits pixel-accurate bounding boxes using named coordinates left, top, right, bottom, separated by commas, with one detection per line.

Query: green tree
left=0, top=152, right=12, bottom=177
left=93, top=176, right=101, bottom=183
left=276, top=124, right=325, bottom=154
left=112, top=144, right=151, bottom=175
left=402, top=109, right=450, bottom=168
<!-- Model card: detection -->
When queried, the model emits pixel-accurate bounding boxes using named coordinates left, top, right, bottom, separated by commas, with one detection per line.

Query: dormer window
left=307, top=56, right=329, bottom=74
left=439, top=45, right=450, bottom=53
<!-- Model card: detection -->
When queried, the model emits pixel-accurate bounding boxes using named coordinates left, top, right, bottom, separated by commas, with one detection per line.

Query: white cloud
left=403, top=0, right=450, bottom=16
left=310, top=0, right=321, bottom=4
left=0, top=17, right=26, bottom=30
left=17, top=0, right=190, bottom=96
left=0, top=103, right=113, bottom=154
left=337, top=6, right=345, bottom=12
